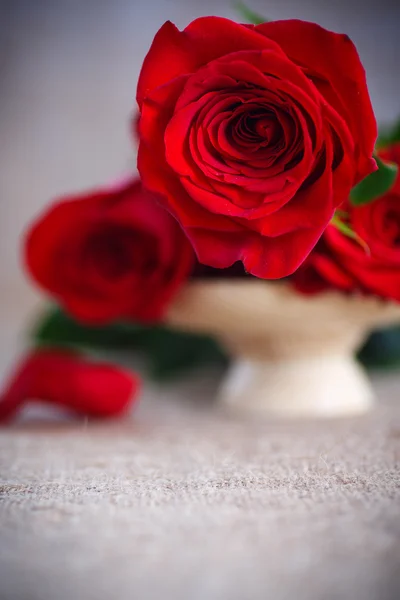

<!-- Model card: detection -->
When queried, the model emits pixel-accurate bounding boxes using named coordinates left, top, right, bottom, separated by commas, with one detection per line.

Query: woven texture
left=1, top=371, right=400, bottom=600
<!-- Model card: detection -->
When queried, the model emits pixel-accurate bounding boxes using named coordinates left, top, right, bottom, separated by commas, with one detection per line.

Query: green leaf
left=32, top=306, right=228, bottom=381
left=331, top=213, right=370, bottom=254
left=358, top=327, right=400, bottom=370
left=350, top=156, right=398, bottom=206
left=137, top=327, right=228, bottom=380
left=376, top=116, right=400, bottom=149
left=33, top=306, right=143, bottom=350
left=234, top=2, right=267, bottom=24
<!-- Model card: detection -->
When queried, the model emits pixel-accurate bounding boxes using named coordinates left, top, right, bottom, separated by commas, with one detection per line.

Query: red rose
left=0, top=349, right=140, bottom=422
left=293, top=144, right=400, bottom=302
left=25, top=178, right=194, bottom=324
left=136, top=17, right=377, bottom=279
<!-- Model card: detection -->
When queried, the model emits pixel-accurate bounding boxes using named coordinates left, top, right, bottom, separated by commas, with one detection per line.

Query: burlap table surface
left=1, top=368, right=400, bottom=600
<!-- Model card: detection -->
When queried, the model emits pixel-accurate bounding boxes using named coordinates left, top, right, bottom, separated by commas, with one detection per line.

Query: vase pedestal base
left=166, top=280, right=400, bottom=419
left=218, top=355, right=374, bottom=418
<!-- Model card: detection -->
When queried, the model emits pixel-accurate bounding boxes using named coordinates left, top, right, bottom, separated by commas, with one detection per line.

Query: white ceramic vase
left=165, top=280, right=400, bottom=418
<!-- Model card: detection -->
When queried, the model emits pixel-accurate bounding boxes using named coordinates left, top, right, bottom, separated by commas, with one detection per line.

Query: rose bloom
left=0, top=349, right=140, bottom=422
left=293, top=144, right=400, bottom=302
left=136, top=17, right=377, bottom=279
left=25, top=178, right=194, bottom=324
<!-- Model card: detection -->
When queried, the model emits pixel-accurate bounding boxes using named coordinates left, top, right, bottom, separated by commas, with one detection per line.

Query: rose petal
left=255, top=19, right=377, bottom=182
left=137, top=17, right=283, bottom=107
left=0, top=350, right=140, bottom=422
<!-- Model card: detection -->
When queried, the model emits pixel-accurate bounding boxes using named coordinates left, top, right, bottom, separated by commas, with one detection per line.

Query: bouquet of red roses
left=2, top=6, right=399, bottom=421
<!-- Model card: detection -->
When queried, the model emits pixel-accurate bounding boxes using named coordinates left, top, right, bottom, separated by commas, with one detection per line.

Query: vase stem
left=218, top=354, right=374, bottom=418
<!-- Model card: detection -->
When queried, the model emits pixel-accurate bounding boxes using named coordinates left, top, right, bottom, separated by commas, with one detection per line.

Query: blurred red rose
left=293, top=144, right=400, bottom=302
left=25, top=178, right=194, bottom=324
left=136, top=17, right=377, bottom=279
left=0, top=349, right=140, bottom=422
